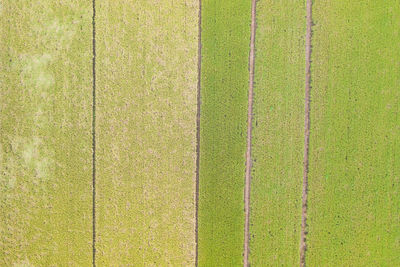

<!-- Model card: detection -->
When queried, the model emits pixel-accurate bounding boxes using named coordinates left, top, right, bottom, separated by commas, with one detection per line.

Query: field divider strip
left=300, top=0, right=312, bottom=266
left=92, top=0, right=97, bottom=266
left=244, top=0, right=257, bottom=266
left=195, top=0, right=202, bottom=266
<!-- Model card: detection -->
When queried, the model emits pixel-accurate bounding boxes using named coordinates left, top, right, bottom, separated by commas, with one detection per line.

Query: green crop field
left=197, top=0, right=251, bottom=265
left=308, top=1, right=400, bottom=265
left=1, top=0, right=400, bottom=266
left=249, top=1, right=305, bottom=265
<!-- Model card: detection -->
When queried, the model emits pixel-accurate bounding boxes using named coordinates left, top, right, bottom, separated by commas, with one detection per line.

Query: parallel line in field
left=92, top=0, right=97, bottom=266
left=244, top=0, right=257, bottom=266
left=195, top=0, right=202, bottom=266
left=300, top=0, right=312, bottom=266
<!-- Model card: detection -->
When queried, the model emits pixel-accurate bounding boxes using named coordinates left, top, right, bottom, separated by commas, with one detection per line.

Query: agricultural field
left=308, top=1, right=400, bottom=265
left=95, top=0, right=198, bottom=265
left=0, top=0, right=93, bottom=265
left=197, top=0, right=251, bottom=265
left=1, top=0, right=400, bottom=266
left=249, top=1, right=305, bottom=266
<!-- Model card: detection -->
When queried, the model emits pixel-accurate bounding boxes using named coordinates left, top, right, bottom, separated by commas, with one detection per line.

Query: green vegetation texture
left=2, top=1, right=400, bottom=266
left=198, top=0, right=251, bottom=265
left=95, top=0, right=198, bottom=265
left=308, top=1, right=400, bottom=265
left=249, top=1, right=305, bottom=265
left=0, top=0, right=93, bottom=265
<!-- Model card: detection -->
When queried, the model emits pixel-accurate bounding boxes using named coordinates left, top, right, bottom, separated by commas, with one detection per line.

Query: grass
left=308, top=1, right=400, bottom=265
left=249, top=1, right=305, bottom=265
left=1, top=1, right=400, bottom=265
left=95, top=0, right=199, bottom=265
left=198, top=0, right=251, bottom=265
left=0, top=0, right=93, bottom=265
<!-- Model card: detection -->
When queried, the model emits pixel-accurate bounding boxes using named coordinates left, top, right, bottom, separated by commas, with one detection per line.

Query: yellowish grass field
left=0, top=1, right=93, bottom=265
left=95, top=0, right=199, bottom=265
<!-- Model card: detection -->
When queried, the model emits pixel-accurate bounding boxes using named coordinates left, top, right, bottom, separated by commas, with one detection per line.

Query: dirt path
left=92, top=0, right=97, bottom=266
left=195, top=0, right=202, bottom=266
left=244, top=0, right=256, bottom=266
left=300, top=0, right=312, bottom=266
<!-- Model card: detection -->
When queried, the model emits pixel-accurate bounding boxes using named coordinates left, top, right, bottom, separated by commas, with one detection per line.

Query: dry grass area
left=95, top=0, right=198, bottom=265
left=0, top=0, right=93, bottom=265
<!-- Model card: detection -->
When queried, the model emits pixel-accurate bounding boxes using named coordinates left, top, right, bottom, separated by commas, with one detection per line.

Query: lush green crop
left=308, top=1, right=400, bottom=265
left=2, top=1, right=400, bottom=266
left=0, top=0, right=93, bottom=265
left=249, top=1, right=305, bottom=265
left=198, top=0, right=251, bottom=265
left=95, top=0, right=198, bottom=265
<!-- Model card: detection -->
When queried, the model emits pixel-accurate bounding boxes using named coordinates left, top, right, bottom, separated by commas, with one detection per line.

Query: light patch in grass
left=12, top=259, right=34, bottom=267
left=19, top=54, right=54, bottom=91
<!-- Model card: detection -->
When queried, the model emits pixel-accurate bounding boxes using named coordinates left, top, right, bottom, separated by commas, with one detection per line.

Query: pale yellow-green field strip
left=95, top=0, right=199, bottom=265
left=0, top=0, right=93, bottom=265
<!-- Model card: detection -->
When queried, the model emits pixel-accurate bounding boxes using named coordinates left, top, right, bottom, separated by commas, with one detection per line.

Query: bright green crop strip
left=249, top=1, right=305, bottom=265
left=0, top=0, right=93, bottom=265
left=308, top=1, right=400, bottom=265
left=95, top=0, right=198, bottom=265
left=198, top=0, right=251, bottom=265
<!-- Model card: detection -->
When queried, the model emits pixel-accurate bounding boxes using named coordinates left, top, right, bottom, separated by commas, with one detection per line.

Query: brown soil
left=300, top=0, right=312, bottom=266
left=195, top=0, right=202, bottom=266
left=244, top=0, right=257, bottom=266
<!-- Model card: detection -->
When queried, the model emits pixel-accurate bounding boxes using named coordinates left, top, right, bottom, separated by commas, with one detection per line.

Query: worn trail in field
left=300, top=0, right=312, bottom=265
left=195, top=0, right=202, bottom=265
left=308, top=1, right=400, bottom=265
left=95, top=0, right=199, bottom=265
left=91, top=0, right=97, bottom=265
left=0, top=1, right=93, bottom=265
left=243, top=0, right=256, bottom=265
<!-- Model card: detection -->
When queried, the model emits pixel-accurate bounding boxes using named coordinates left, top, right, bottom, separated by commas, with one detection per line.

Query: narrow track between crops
left=300, top=0, right=312, bottom=266
left=92, top=0, right=97, bottom=266
left=195, top=0, right=202, bottom=266
left=244, top=0, right=257, bottom=266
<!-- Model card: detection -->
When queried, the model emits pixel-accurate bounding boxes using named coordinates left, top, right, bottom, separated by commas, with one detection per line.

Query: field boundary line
left=244, top=0, right=256, bottom=266
left=300, top=0, right=312, bottom=266
left=92, top=0, right=97, bottom=266
left=195, top=0, right=202, bottom=266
